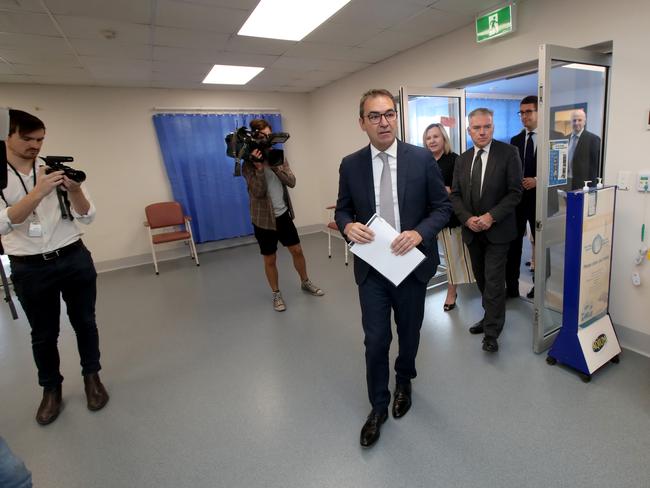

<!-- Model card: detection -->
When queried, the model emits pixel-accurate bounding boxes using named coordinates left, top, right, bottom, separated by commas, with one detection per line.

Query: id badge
left=28, top=221, right=43, bottom=237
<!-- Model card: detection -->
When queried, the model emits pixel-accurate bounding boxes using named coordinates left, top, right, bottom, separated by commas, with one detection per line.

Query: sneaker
left=301, top=279, right=324, bottom=296
left=272, top=291, right=286, bottom=312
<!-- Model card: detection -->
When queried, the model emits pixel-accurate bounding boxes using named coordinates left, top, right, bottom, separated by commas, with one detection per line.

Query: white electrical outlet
left=617, top=171, right=631, bottom=190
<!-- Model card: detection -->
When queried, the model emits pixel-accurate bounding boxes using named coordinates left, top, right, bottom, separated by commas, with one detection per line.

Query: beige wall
left=310, top=0, right=650, bottom=349
left=0, top=86, right=316, bottom=265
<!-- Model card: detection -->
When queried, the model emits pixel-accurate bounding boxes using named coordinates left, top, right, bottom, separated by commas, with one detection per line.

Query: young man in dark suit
left=335, top=89, right=451, bottom=448
left=450, top=108, right=522, bottom=353
left=506, top=96, right=564, bottom=299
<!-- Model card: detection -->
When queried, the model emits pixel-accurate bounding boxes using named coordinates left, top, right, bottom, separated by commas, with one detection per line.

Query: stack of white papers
left=349, top=214, right=426, bottom=286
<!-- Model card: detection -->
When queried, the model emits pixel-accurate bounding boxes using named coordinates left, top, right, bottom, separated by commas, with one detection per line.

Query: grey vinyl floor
left=1, top=233, right=649, bottom=488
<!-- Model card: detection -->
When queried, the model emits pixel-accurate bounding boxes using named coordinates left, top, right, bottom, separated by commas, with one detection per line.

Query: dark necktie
left=470, top=149, right=484, bottom=213
left=524, top=131, right=535, bottom=176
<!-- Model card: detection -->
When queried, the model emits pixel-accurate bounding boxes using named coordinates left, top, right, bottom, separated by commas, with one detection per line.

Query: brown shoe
left=83, top=373, right=109, bottom=411
left=36, top=385, right=62, bottom=425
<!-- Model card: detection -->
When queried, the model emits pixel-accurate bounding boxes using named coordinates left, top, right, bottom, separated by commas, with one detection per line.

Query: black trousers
left=10, top=242, right=101, bottom=389
left=467, top=233, right=510, bottom=338
left=506, top=190, right=535, bottom=292
left=358, top=269, right=427, bottom=412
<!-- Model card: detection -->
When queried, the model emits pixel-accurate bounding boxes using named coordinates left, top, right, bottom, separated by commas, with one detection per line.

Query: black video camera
left=41, top=156, right=86, bottom=183
left=225, top=127, right=290, bottom=176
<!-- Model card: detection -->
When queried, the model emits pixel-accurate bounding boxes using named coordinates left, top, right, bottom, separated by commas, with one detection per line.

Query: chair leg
left=147, top=229, right=159, bottom=275
left=327, top=227, right=332, bottom=258
left=186, top=219, right=200, bottom=267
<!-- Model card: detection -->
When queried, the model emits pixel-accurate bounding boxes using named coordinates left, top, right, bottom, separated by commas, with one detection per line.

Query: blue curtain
left=152, top=113, right=282, bottom=243
left=466, top=98, right=521, bottom=149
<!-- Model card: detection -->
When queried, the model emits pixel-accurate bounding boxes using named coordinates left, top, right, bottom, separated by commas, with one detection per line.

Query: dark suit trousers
left=467, top=233, right=509, bottom=338
left=358, top=269, right=426, bottom=412
left=506, top=189, right=535, bottom=291
left=10, top=243, right=101, bottom=388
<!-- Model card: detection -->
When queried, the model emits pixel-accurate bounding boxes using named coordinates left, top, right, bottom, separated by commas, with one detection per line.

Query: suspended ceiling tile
left=12, top=62, right=88, bottom=77
left=56, top=15, right=152, bottom=43
left=330, top=0, right=426, bottom=30
left=0, top=31, right=68, bottom=50
left=0, top=0, right=43, bottom=12
left=155, top=0, right=249, bottom=33
left=0, top=10, right=59, bottom=35
left=69, top=39, right=152, bottom=60
left=153, top=26, right=230, bottom=51
left=0, top=47, right=81, bottom=66
left=357, top=27, right=432, bottom=54
left=42, top=0, right=152, bottom=24
left=154, top=45, right=278, bottom=66
left=271, top=56, right=369, bottom=73
left=303, top=21, right=384, bottom=47
left=223, top=35, right=293, bottom=56
left=433, top=0, right=505, bottom=16
left=172, top=0, right=259, bottom=9
left=388, top=7, right=472, bottom=36
left=152, top=59, right=214, bottom=76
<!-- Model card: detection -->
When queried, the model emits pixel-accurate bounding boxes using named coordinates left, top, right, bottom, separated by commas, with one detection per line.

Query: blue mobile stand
left=546, top=184, right=621, bottom=382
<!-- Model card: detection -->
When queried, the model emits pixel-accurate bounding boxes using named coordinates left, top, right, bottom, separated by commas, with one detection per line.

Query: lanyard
left=7, top=161, right=37, bottom=196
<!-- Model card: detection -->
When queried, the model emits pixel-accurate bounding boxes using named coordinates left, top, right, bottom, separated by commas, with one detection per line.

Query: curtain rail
left=152, top=107, right=281, bottom=113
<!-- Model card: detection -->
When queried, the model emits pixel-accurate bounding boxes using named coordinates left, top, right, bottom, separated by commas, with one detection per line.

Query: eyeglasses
left=364, top=110, right=397, bottom=125
left=517, top=109, right=537, bottom=116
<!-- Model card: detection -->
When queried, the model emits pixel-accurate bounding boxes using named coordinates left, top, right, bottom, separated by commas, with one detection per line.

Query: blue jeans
left=0, top=437, right=32, bottom=488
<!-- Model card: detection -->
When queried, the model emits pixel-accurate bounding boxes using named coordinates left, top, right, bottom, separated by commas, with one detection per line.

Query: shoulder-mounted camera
left=225, top=127, right=289, bottom=176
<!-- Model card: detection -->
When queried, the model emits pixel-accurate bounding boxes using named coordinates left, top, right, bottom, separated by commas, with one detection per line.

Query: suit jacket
left=449, top=139, right=523, bottom=244
left=335, top=140, right=452, bottom=286
left=570, top=129, right=601, bottom=190
left=511, top=129, right=565, bottom=213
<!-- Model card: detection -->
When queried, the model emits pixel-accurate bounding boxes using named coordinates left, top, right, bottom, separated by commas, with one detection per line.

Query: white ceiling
left=0, top=0, right=502, bottom=92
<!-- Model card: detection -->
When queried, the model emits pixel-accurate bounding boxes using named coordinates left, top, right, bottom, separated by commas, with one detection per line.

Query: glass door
left=533, top=45, right=611, bottom=353
left=398, top=86, right=466, bottom=153
left=397, top=86, right=466, bottom=289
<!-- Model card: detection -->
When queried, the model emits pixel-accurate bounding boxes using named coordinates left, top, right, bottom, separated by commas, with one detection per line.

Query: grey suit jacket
left=449, top=139, right=523, bottom=244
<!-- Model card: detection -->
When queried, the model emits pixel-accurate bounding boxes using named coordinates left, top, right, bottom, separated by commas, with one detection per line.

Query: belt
left=9, top=240, right=84, bottom=264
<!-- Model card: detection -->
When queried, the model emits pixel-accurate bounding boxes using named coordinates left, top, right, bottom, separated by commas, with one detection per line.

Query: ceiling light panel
left=238, top=0, right=352, bottom=41
left=202, top=64, right=264, bottom=84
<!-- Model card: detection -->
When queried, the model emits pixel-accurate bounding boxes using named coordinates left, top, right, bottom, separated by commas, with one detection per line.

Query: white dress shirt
left=370, top=139, right=401, bottom=232
left=0, top=162, right=96, bottom=256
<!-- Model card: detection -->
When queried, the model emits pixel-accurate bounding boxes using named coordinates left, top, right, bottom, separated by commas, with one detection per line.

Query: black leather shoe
left=526, top=287, right=535, bottom=299
left=392, top=383, right=412, bottom=419
left=482, top=337, right=499, bottom=353
left=469, top=321, right=484, bottom=335
left=360, top=410, right=388, bottom=448
left=36, top=385, right=62, bottom=425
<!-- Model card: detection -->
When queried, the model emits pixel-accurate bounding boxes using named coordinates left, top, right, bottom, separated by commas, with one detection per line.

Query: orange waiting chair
left=326, top=205, right=348, bottom=265
left=144, top=201, right=199, bottom=275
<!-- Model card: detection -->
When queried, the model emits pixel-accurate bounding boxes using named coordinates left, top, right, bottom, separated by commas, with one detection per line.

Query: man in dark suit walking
left=567, top=108, right=601, bottom=190
left=450, top=108, right=522, bottom=353
left=506, top=96, right=564, bottom=299
left=335, top=89, right=451, bottom=448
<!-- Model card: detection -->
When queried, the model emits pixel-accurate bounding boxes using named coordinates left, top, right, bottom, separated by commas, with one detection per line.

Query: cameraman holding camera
left=0, top=109, right=109, bottom=425
left=242, top=119, right=324, bottom=311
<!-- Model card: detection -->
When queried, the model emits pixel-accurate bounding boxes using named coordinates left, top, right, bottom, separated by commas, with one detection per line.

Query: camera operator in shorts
left=0, top=109, right=109, bottom=426
left=241, top=118, right=324, bottom=312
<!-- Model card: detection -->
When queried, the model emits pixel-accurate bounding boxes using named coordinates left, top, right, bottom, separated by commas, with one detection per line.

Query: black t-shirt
left=435, top=151, right=460, bottom=228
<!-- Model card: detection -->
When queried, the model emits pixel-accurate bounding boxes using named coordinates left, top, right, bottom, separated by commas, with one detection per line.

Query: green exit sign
left=476, top=3, right=516, bottom=43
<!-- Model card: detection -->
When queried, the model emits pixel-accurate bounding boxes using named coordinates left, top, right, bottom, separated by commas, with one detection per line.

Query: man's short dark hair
left=520, top=95, right=538, bottom=109
left=9, top=109, right=45, bottom=137
left=250, top=118, right=271, bottom=132
left=359, top=89, right=396, bottom=118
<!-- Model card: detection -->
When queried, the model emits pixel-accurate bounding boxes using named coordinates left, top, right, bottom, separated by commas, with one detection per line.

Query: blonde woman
left=423, top=123, right=475, bottom=311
